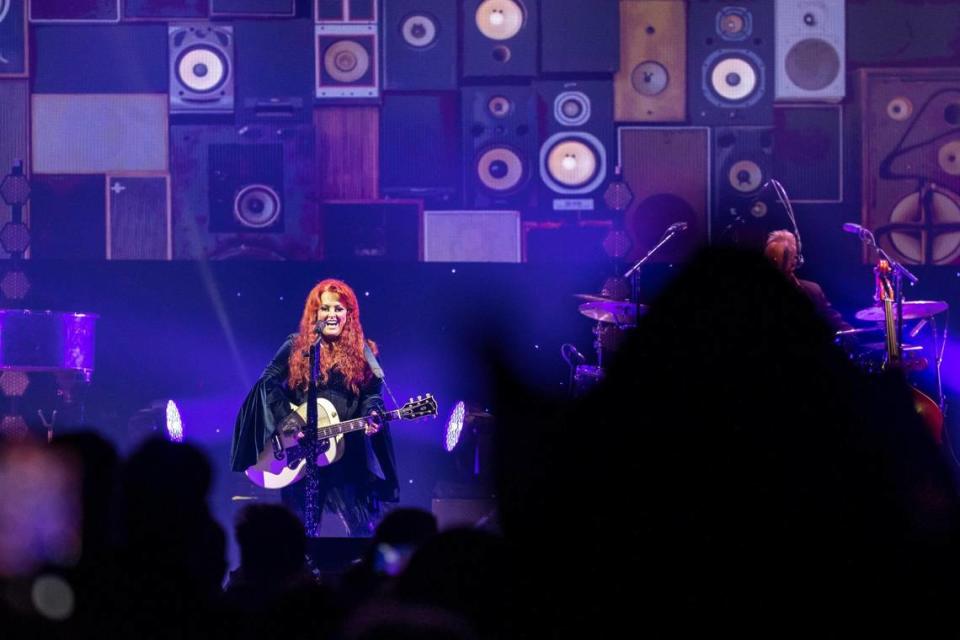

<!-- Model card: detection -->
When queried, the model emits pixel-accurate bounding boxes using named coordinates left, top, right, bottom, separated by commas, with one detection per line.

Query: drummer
left=763, top=230, right=852, bottom=334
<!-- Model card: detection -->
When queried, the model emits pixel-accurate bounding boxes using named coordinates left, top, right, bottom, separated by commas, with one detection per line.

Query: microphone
left=842, top=222, right=873, bottom=240
left=666, top=222, right=688, bottom=234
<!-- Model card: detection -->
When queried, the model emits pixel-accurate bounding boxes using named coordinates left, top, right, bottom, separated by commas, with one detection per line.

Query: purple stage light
left=445, top=400, right=465, bottom=452
left=165, top=400, right=184, bottom=443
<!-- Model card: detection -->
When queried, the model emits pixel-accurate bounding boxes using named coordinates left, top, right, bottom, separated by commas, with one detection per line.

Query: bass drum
left=573, top=364, right=605, bottom=397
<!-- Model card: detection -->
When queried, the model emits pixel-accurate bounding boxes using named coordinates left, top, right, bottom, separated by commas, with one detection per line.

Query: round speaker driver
left=234, top=184, right=281, bottom=229
left=477, top=147, right=524, bottom=192
left=785, top=38, right=840, bottom=91
left=401, top=13, right=438, bottom=48
left=324, top=40, right=369, bottom=83
left=475, top=0, right=524, bottom=41
left=939, top=140, right=960, bottom=176
left=546, top=139, right=599, bottom=189
left=177, top=47, right=228, bottom=93
left=632, top=61, right=669, bottom=97
left=890, top=189, right=960, bottom=264
left=728, top=160, right=763, bottom=193
left=554, top=91, right=591, bottom=127
left=710, top=56, right=758, bottom=102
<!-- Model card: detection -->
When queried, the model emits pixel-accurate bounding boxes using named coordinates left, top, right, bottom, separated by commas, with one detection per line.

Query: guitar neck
left=316, top=408, right=403, bottom=440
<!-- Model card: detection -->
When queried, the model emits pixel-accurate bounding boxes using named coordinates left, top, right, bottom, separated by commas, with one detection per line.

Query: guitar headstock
left=874, top=259, right=894, bottom=303
left=399, top=394, right=438, bottom=420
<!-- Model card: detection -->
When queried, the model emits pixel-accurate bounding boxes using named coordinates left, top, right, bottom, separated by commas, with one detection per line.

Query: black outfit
left=231, top=335, right=399, bottom=537
left=796, top=278, right=853, bottom=334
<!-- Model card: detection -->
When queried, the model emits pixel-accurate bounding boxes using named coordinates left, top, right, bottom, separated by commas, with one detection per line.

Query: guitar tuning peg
left=417, top=395, right=422, bottom=401
left=408, top=397, right=413, bottom=403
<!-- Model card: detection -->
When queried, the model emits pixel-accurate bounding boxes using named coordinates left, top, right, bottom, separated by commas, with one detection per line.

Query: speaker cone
left=475, top=0, right=524, bottom=41
left=717, top=7, right=751, bottom=41
left=554, top=91, right=591, bottom=127
left=888, top=189, right=960, bottom=264
left=632, top=61, right=669, bottom=97
left=785, top=39, right=840, bottom=91
left=177, top=47, right=229, bottom=93
left=540, top=132, right=606, bottom=194
left=324, top=40, right=370, bottom=83
left=938, top=140, right=960, bottom=176
left=886, top=97, right=913, bottom=121
left=401, top=13, right=438, bottom=48
left=234, top=184, right=281, bottom=229
left=487, top=95, right=513, bottom=118
left=709, top=56, right=759, bottom=102
left=728, top=160, right=763, bottom=193
left=477, top=147, right=525, bottom=192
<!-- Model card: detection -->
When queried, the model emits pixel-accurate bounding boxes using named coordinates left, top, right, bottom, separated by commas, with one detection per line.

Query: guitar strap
left=364, top=344, right=385, bottom=380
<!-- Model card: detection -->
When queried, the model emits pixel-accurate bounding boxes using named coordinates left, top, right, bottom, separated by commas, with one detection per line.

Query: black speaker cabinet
left=0, top=0, right=28, bottom=77
left=462, top=0, right=537, bottom=79
left=320, top=200, right=422, bottom=260
left=462, top=85, right=537, bottom=209
left=29, top=0, right=119, bottom=22
left=210, top=0, right=294, bottom=16
left=772, top=104, right=842, bottom=203
left=170, top=125, right=318, bottom=260
left=380, top=93, right=461, bottom=208
left=30, top=175, right=106, bottom=260
left=235, top=19, right=313, bottom=123
left=382, top=0, right=457, bottom=90
left=688, top=0, right=774, bottom=125
left=123, top=0, right=208, bottom=19
left=535, top=80, right=614, bottom=213
left=315, top=23, right=379, bottom=99
left=316, top=0, right=376, bottom=23
left=713, top=126, right=784, bottom=250
left=107, top=174, right=171, bottom=260
left=540, top=0, right=618, bottom=74
left=169, top=23, right=234, bottom=114
left=33, top=24, right=167, bottom=93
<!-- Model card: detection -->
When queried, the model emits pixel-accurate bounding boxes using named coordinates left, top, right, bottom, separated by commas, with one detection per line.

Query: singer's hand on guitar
left=364, top=410, right=383, bottom=436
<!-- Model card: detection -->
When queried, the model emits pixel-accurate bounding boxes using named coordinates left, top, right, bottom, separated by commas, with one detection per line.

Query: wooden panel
left=619, top=127, right=709, bottom=263
left=615, top=0, right=685, bottom=122
left=314, top=106, right=379, bottom=200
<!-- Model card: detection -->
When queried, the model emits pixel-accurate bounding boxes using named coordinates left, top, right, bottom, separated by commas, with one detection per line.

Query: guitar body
left=912, top=386, right=944, bottom=446
left=244, top=397, right=345, bottom=489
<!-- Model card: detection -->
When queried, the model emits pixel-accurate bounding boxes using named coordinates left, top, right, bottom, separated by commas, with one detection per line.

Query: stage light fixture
left=0, top=371, right=29, bottom=397
left=444, top=400, right=495, bottom=480
left=0, top=221, right=30, bottom=254
left=128, top=399, right=185, bottom=444
left=1, top=270, right=30, bottom=300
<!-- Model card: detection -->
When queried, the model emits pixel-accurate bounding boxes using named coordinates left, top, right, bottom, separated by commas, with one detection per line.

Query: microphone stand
left=858, top=227, right=919, bottom=357
left=623, top=224, right=686, bottom=306
left=768, top=178, right=805, bottom=267
left=303, top=339, right=321, bottom=537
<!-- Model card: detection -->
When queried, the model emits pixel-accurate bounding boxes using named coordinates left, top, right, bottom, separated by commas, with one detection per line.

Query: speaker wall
left=0, top=0, right=28, bottom=76
left=33, top=24, right=167, bottom=92
left=169, top=23, right=234, bottom=114
left=535, top=80, right=613, bottom=212
left=462, top=0, right=538, bottom=79
left=523, top=220, right=612, bottom=263
left=380, top=93, right=460, bottom=208
left=615, top=0, right=685, bottom=123
left=713, top=126, right=783, bottom=250
left=0, top=80, right=29, bottom=259
left=688, top=0, right=774, bottom=125
left=314, top=106, right=379, bottom=199
left=858, top=68, right=960, bottom=265
left=29, top=0, right=119, bottom=22
left=422, top=210, right=522, bottom=262
left=540, top=0, right=618, bottom=74
left=315, top=23, right=379, bottom=99
left=462, top=85, right=537, bottom=209
left=847, top=1, right=960, bottom=67
left=382, top=0, right=457, bottom=91
left=315, top=0, right=376, bottom=23
left=320, top=200, right=421, bottom=261
left=123, top=0, right=207, bottom=19
left=170, top=125, right=318, bottom=260
left=210, top=0, right=294, bottom=16
left=30, top=175, right=105, bottom=260
left=235, top=19, right=313, bottom=123
left=618, top=127, right=709, bottom=263
left=107, top=175, right=171, bottom=260
left=775, top=0, right=844, bottom=102
left=32, top=94, right=168, bottom=174
left=773, top=105, right=842, bottom=203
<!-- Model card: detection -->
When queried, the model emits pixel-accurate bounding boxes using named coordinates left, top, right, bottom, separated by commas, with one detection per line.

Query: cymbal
left=578, top=299, right=645, bottom=325
left=860, top=342, right=924, bottom=353
left=854, top=300, right=949, bottom=323
left=574, top=293, right=626, bottom=303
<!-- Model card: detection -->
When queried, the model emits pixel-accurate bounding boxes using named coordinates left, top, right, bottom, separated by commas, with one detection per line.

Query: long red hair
left=288, top=279, right=375, bottom=395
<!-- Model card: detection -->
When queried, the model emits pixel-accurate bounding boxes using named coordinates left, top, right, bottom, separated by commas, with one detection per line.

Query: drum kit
left=565, top=293, right=647, bottom=396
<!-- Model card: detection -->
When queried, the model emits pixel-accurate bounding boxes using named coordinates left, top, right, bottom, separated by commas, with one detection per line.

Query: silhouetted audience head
left=233, top=503, right=306, bottom=584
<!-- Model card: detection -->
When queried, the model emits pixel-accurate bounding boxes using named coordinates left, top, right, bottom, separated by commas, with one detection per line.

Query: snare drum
left=573, top=364, right=605, bottom=397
